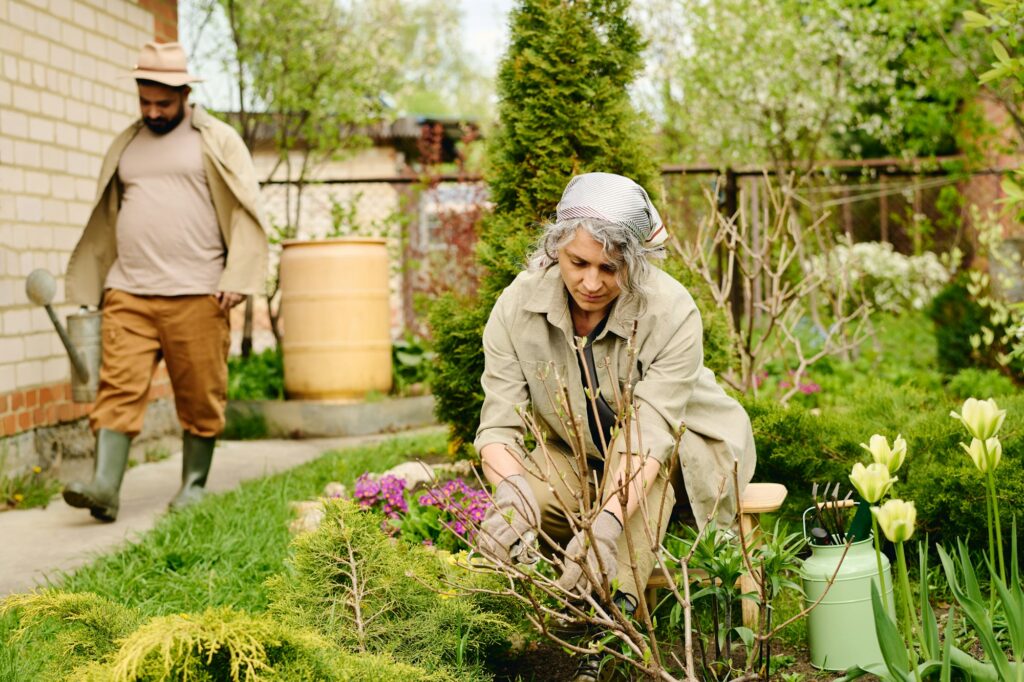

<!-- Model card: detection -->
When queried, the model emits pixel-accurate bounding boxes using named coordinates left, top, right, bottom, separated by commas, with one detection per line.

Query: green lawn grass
left=0, top=430, right=447, bottom=681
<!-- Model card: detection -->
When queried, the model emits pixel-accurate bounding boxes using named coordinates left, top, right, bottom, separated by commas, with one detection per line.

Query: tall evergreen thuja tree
left=430, top=0, right=660, bottom=456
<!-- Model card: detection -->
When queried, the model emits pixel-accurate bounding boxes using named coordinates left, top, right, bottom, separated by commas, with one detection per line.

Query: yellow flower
left=849, top=462, right=897, bottom=503
left=960, top=437, right=1002, bottom=474
left=872, top=499, right=917, bottom=543
left=950, top=398, right=1006, bottom=441
left=860, top=434, right=907, bottom=473
left=32, top=466, right=42, bottom=474
left=13, top=494, right=24, bottom=503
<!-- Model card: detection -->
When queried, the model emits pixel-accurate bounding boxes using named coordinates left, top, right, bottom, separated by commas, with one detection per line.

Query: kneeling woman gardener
left=475, top=172, right=756, bottom=611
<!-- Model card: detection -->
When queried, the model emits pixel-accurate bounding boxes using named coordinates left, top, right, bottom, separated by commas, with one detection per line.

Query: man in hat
left=62, top=42, right=268, bottom=522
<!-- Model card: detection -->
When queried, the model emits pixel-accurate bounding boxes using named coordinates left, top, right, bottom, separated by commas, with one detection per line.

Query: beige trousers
left=90, top=289, right=230, bottom=438
left=516, top=441, right=676, bottom=604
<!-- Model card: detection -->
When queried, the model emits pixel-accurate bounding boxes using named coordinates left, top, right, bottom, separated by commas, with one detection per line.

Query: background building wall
left=0, top=0, right=178, bottom=471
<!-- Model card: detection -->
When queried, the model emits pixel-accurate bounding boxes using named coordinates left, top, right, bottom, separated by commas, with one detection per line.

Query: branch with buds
left=673, top=174, right=873, bottom=403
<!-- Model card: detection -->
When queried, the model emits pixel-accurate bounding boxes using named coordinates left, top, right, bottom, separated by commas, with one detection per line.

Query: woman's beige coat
left=474, top=265, right=756, bottom=527
left=65, top=105, right=268, bottom=306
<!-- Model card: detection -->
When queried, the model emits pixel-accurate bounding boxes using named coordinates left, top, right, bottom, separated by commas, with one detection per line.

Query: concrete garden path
left=0, top=427, right=443, bottom=596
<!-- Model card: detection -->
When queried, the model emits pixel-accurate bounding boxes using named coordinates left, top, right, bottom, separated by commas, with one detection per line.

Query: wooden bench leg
left=644, top=483, right=787, bottom=629
left=739, top=511, right=760, bottom=629
left=645, top=584, right=659, bottom=613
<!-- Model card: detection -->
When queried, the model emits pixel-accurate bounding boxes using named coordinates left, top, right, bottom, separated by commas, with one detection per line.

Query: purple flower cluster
left=353, top=473, right=408, bottom=518
left=418, top=478, right=491, bottom=540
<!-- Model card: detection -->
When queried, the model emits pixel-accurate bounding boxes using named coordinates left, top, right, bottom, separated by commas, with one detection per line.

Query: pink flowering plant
left=353, top=473, right=491, bottom=552
left=353, top=473, right=409, bottom=518
left=754, top=367, right=823, bottom=407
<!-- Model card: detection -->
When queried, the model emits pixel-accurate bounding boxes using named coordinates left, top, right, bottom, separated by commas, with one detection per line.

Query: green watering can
left=800, top=502, right=896, bottom=671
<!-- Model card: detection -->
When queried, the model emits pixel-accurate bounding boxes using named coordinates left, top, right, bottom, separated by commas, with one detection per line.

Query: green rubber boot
left=169, top=432, right=215, bottom=510
left=62, top=429, right=132, bottom=522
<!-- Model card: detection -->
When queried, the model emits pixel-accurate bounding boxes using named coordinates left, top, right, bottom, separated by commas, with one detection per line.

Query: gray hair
left=526, top=218, right=666, bottom=303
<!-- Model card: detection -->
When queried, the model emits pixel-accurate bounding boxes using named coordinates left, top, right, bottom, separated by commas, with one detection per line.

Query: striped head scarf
left=556, top=172, right=667, bottom=247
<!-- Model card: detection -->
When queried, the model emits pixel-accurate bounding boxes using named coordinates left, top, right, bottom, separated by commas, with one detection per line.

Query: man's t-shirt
left=105, top=110, right=225, bottom=296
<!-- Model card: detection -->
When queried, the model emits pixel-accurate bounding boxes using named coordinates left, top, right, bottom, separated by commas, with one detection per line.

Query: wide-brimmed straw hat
left=129, top=42, right=203, bottom=87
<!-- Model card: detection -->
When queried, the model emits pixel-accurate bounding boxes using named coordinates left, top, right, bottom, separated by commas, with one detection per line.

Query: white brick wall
left=0, top=0, right=154, bottom=393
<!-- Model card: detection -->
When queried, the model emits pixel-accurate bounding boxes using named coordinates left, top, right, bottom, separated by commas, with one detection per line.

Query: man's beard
left=143, top=104, right=186, bottom=134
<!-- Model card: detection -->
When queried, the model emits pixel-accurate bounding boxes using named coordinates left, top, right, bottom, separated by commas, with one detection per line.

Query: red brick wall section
left=138, top=0, right=179, bottom=43
left=0, top=369, right=173, bottom=437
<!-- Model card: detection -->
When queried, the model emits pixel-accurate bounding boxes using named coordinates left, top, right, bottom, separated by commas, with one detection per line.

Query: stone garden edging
left=224, top=395, right=437, bottom=440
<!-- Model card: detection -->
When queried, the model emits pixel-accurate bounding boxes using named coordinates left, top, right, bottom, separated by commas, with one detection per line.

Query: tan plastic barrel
left=279, top=237, right=392, bottom=400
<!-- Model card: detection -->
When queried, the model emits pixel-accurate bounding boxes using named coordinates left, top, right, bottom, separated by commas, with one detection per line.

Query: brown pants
left=90, top=289, right=230, bottom=438
left=517, top=441, right=676, bottom=604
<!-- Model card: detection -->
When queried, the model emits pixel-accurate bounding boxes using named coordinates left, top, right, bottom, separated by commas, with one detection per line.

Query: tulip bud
left=859, top=433, right=907, bottom=473
left=849, top=462, right=897, bottom=503
left=960, top=437, right=1003, bottom=474
left=950, top=397, right=1006, bottom=441
left=872, top=499, right=916, bottom=543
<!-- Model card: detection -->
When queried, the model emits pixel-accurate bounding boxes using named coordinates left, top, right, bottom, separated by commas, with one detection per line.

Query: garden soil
left=0, top=428, right=443, bottom=596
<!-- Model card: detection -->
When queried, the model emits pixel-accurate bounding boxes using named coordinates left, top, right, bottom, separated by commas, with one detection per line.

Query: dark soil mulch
left=489, top=635, right=841, bottom=681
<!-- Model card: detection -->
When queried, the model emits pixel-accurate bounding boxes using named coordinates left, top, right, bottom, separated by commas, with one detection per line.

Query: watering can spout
left=25, top=269, right=101, bottom=403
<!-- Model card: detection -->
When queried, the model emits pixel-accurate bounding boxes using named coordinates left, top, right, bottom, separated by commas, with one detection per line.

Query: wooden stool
left=644, top=482, right=788, bottom=628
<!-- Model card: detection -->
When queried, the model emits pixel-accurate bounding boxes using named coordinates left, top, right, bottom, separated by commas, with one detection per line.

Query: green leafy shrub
left=899, top=393, right=1024, bottom=550
left=927, top=273, right=1024, bottom=379
left=946, top=367, right=1018, bottom=400
left=227, top=348, right=285, bottom=401
left=266, top=499, right=519, bottom=679
left=746, top=390, right=1024, bottom=550
left=428, top=295, right=489, bottom=453
left=391, top=334, right=436, bottom=395
left=744, top=398, right=860, bottom=512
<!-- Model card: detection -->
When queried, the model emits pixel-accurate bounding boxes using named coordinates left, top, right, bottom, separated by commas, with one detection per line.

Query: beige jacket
left=474, top=265, right=756, bottom=527
left=65, top=105, right=269, bottom=305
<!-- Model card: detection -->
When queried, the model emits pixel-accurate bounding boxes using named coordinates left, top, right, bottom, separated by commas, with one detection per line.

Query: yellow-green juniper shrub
left=2, top=593, right=446, bottom=682
left=93, top=607, right=441, bottom=682
left=266, top=499, right=519, bottom=679
left=1, top=591, right=141, bottom=682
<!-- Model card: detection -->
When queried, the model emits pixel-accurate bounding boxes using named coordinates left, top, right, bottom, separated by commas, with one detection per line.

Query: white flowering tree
left=641, top=0, right=980, bottom=169
left=806, top=241, right=955, bottom=314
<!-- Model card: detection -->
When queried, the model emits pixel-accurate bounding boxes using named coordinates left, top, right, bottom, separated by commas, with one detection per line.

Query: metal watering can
left=25, top=269, right=102, bottom=403
left=799, top=502, right=895, bottom=671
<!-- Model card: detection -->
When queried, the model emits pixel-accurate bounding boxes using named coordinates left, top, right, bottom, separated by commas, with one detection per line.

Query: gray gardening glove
left=478, top=474, right=541, bottom=565
left=556, top=510, right=623, bottom=596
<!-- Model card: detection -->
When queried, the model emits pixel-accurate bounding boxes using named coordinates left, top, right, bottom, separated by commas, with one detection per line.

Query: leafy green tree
left=839, top=0, right=985, bottom=159
left=187, top=0, right=428, bottom=228
left=185, top=0, right=481, bottom=349
left=389, top=3, right=495, bottom=121
left=430, top=0, right=661, bottom=454
left=185, top=0, right=411, bottom=350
